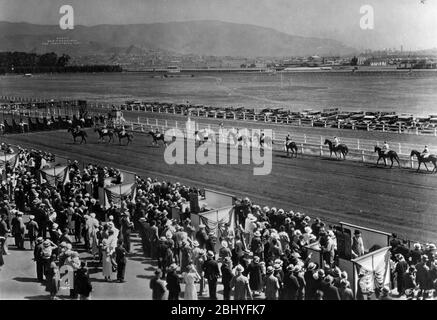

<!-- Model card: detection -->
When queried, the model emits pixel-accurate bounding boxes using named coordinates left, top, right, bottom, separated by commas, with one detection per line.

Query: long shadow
left=12, top=277, right=41, bottom=283
left=136, top=274, right=154, bottom=280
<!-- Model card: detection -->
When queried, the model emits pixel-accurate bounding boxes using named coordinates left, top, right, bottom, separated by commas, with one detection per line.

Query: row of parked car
left=0, top=115, right=94, bottom=134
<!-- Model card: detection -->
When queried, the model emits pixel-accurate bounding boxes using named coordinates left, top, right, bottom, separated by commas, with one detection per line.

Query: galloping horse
left=67, top=127, right=87, bottom=144
left=285, top=141, right=298, bottom=158
left=324, top=139, right=349, bottom=159
left=95, top=128, right=114, bottom=143
left=410, top=150, right=437, bottom=173
left=114, top=127, right=133, bottom=145
left=149, top=131, right=173, bottom=147
left=374, top=146, right=400, bottom=168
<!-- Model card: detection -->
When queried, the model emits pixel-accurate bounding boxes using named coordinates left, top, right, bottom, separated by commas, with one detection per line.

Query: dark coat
left=166, top=271, right=180, bottom=293
left=283, top=271, right=299, bottom=300
left=247, top=262, right=263, bottom=291
left=203, top=258, right=220, bottom=281
left=221, top=264, right=234, bottom=287
left=322, top=283, right=341, bottom=300
left=75, top=268, right=92, bottom=296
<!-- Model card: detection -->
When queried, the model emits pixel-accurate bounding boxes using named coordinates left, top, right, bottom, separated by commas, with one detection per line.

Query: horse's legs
left=424, top=163, right=429, bottom=172
left=376, top=157, right=380, bottom=166
left=417, top=162, right=421, bottom=172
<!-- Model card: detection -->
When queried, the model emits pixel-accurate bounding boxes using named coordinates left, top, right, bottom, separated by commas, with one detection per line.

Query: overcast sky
left=1, top=0, right=437, bottom=50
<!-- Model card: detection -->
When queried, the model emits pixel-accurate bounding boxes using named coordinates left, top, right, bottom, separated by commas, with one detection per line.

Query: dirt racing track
left=2, top=128, right=437, bottom=243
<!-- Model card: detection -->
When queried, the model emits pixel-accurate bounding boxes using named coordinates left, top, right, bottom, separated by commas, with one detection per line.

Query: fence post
left=366, top=123, right=370, bottom=131
left=304, top=134, right=307, bottom=143
left=275, top=116, right=278, bottom=124
left=434, top=127, right=437, bottom=137
left=320, top=136, right=323, bottom=145
left=175, top=121, right=178, bottom=128
left=320, top=145, right=323, bottom=156
left=382, top=124, right=385, bottom=132
left=301, top=143, right=304, bottom=155
left=131, top=123, right=134, bottom=130
left=324, top=121, right=327, bottom=128
left=337, top=121, right=340, bottom=129
left=146, top=118, right=149, bottom=125
left=361, top=150, right=365, bottom=162
left=141, top=124, right=144, bottom=132
left=197, top=110, right=200, bottom=117
left=264, top=115, right=267, bottom=122
left=357, top=139, right=360, bottom=150
left=398, top=123, right=401, bottom=133
left=165, top=120, right=168, bottom=128
left=137, top=116, right=140, bottom=123
left=410, top=157, right=414, bottom=169
left=311, top=119, right=314, bottom=127
left=155, top=119, right=158, bottom=126
left=415, top=127, right=419, bottom=135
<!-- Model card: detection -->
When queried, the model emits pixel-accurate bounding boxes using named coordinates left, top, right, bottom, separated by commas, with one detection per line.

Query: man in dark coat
left=415, top=255, right=431, bottom=299
left=220, top=257, right=234, bottom=300
left=150, top=269, right=167, bottom=300
left=321, top=275, right=341, bottom=300
left=195, top=224, right=208, bottom=249
left=166, top=264, right=181, bottom=300
left=115, top=239, right=128, bottom=282
left=283, top=265, right=299, bottom=300
left=120, top=211, right=134, bottom=253
left=26, top=215, right=39, bottom=250
left=75, top=262, right=92, bottom=300
left=33, top=237, right=45, bottom=281
left=394, top=253, right=408, bottom=296
left=304, top=263, right=318, bottom=300
left=11, top=211, right=25, bottom=250
left=202, top=251, right=221, bottom=300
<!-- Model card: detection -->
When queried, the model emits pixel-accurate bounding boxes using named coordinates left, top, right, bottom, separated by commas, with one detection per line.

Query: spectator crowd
left=0, top=143, right=436, bottom=300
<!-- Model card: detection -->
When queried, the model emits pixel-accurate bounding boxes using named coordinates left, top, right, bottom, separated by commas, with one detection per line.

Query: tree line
left=0, top=52, right=122, bottom=74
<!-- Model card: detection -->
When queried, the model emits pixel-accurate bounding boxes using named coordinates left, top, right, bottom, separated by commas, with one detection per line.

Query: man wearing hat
left=33, top=237, right=45, bottom=281
left=26, top=215, right=39, bottom=250
left=304, top=262, right=318, bottom=300
left=202, top=250, right=220, bottom=300
left=283, top=264, right=299, bottom=300
left=264, top=266, right=280, bottom=300
left=219, top=240, right=232, bottom=261
left=120, top=210, right=134, bottom=253
left=11, top=211, right=25, bottom=250
left=166, top=263, right=181, bottom=300
left=394, top=253, right=408, bottom=296
left=150, top=269, right=167, bottom=300
left=351, top=230, right=364, bottom=258
left=231, top=264, right=253, bottom=300
left=195, top=224, right=208, bottom=250
left=250, top=230, right=264, bottom=261
left=221, top=256, right=234, bottom=300
left=321, top=275, right=341, bottom=300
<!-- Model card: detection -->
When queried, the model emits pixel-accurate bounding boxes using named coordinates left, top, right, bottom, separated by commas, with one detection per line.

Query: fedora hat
left=254, top=231, right=261, bottom=237
left=221, top=240, right=228, bottom=248
left=307, top=262, right=317, bottom=271
left=207, top=250, right=214, bottom=258
left=266, top=266, right=274, bottom=274
left=235, top=264, right=244, bottom=273
left=192, top=240, right=199, bottom=247
left=274, top=263, right=281, bottom=271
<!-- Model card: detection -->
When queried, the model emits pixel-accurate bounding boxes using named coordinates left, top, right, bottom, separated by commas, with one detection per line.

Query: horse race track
left=2, top=129, right=437, bottom=243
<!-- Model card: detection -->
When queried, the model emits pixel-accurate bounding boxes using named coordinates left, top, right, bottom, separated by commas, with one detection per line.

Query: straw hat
left=207, top=250, right=214, bottom=258
left=221, top=240, right=228, bottom=248
left=235, top=264, right=244, bottom=273
left=266, top=266, right=274, bottom=275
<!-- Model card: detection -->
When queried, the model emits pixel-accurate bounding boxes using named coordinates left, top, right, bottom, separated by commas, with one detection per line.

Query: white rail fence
left=113, top=117, right=435, bottom=171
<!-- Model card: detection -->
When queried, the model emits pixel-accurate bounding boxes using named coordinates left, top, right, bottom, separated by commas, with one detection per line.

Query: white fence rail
left=112, top=117, right=434, bottom=171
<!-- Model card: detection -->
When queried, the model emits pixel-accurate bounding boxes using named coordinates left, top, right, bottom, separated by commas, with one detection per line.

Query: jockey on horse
left=333, top=136, right=340, bottom=148
left=382, top=141, right=390, bottom=165
left=421, top=145, right=430, bottom=159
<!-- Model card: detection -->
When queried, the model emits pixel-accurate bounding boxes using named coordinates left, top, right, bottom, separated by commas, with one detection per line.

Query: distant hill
left=0, top=20, right=357, bottom=57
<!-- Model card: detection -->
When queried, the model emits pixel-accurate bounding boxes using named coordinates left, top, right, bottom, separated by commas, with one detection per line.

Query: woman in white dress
left=101, top=238, right=114, bottom=281
left=183, top=263, right=201, bottom=300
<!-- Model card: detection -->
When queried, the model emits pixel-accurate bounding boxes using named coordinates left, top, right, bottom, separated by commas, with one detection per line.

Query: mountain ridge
left=0, top=20, right=358, bottom=57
